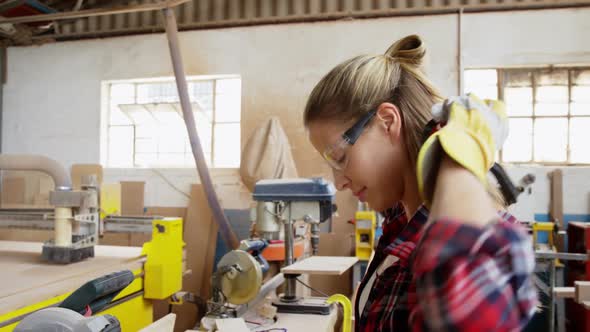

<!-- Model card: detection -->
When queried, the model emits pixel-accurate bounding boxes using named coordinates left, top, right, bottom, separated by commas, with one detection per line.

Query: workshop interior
left=0, top=0, right=588, bottom=331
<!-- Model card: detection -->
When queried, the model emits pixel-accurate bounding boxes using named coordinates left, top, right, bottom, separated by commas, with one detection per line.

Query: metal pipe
left=283, top=206, right=297, bottom=301
left=0, top=154, right=72, bottom=190
left=237, top=272, right=285, bottom=316
left=162, top=7, right=239, bottom=249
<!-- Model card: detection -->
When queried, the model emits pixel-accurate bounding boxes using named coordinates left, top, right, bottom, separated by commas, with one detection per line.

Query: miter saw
left=200, top=240, right=268, bottom=330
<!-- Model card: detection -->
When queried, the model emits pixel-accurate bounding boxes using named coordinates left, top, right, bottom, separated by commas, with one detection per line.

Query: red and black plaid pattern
left=355, top=203, right=537, bottom=332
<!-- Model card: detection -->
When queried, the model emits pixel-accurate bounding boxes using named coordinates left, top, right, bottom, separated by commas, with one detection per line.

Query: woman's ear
left=376, top=102, right=402, bottom=143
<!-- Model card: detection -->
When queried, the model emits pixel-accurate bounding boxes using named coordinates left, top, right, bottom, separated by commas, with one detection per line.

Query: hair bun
left=385, top=35, right=425, bottom=67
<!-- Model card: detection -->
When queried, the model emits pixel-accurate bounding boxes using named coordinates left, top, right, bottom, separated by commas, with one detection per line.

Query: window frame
left=466, top=66, right=590, bottom=166
left=104, top=75, right=241, bottom=169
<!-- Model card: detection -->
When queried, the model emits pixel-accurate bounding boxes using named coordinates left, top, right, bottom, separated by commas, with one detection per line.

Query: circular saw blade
left=217, top=250, right=262, bottom=305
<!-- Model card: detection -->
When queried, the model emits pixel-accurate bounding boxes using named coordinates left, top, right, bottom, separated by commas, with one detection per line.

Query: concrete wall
left=3, top=8, right=590, bottom=221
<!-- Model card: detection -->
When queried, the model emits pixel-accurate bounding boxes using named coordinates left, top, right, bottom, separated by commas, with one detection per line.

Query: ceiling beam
left=0, top=0, right=190, bottom=24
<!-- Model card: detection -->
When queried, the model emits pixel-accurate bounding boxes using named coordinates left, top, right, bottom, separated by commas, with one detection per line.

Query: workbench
left=0, top=217, right=185, bottom=331
left=253, top=309, right=338, bottom=332
left=0, top=241, right=149, bottom=331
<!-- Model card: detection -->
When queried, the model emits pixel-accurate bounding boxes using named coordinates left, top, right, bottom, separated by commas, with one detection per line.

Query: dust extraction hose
left=162, top=7, right=239, bottom=249
left=0, top=154, right=72, bottom=190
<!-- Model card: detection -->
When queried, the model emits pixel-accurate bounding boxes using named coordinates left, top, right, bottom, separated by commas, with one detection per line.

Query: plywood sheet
left=0, top=241, right=144, bottom=315
left=282, top=256, right=358, bottom=275
left=139, top=313, right=176, bottom=332
left=121, top=181, right=145, bottom=215
left=172, top=184, right=215, bottom=332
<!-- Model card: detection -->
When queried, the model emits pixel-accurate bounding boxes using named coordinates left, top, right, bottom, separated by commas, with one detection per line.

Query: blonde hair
left=304, top=34, right=507, bottom=207
left=303, top=35, right=444, bottom=167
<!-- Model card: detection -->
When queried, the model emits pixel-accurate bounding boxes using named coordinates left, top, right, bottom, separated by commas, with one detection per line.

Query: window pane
left=504, top=87, right=533, bottom=116
left=464, top=69, right=497, bottom=99
left=535, top=85, right=568, bottom=116
left=215, top=95, right=241, bottom=123
left=535, top=103, right=568, bottom=116
left=135, top=137, right=156, bottom=153
left=464, top=70, right=498, bottom=87
left=215, top=78, right=242, bottom=123
left=572, top=86, right=590, bottom=102
left=502, top=118, right=532, bottom=162
left=148, top=104, right=183, bottom=126
left=466, top=86, right=497, bottom=100
left=137, top=82, right=178, bottom=103
left=571, top=102, right=590, bottom=115
left=120, top=104, right=156, bottom=125
left=536, top=86, right=568, bottom=103
left=109, top=105, right=132, bottom=125
left=134, top=153, right=157, bottom=167
left=108, top=126, right=133, bottom=167
left=505, top=87, right=533, bottom=104
left=190, top=81, right=213, bottom=101
left=570, top=118, right=590, bottom=163
left=534, top=118, right=568, bottom=162
left=158, top=153, right=185, bottom=167
left=110, top=84, right=135, bottom=104
left=216, top=78, right=241, bottom=95
left=213, top=123, right=240, bottom=168
left=191, top=81, right=214, bottom=112
left=195, top=121, right=212, bottom=147
left=158, top=125, right=186, bottom=153
left=135, top=124, right=156, bottom=138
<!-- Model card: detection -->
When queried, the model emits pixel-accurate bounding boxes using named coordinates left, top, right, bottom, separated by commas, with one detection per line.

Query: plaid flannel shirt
left=354, top=203, right=537, bottom=332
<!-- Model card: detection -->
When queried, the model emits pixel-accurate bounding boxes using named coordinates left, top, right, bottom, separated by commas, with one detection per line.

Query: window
left=465, top=67, right=590, bottom=164
left=105, top=76, right=241, bottom=168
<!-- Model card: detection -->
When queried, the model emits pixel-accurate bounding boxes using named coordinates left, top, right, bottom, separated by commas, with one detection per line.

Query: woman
left=304, top=35, right=537, bottom=331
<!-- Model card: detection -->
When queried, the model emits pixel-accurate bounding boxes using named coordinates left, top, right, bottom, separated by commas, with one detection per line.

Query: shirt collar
left=378, top=202, right=429, bottom=251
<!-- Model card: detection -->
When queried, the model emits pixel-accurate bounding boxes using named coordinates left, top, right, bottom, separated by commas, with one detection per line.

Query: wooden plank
left=0, top=241, right=143, bottom=315
left=575, top=281, right=590, bottom=303
left=172, top=184, right=215, bottom=332
left=139, top=313, right=176, bottom=332
left=554, top=287, right=575, bottom=298
left=200, top=214, right=218, bottom=299
left=282, top=256, right=358, bottom=276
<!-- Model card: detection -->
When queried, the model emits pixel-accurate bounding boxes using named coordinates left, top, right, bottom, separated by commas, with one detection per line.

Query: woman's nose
left=332, top=168, right=350, bottom=191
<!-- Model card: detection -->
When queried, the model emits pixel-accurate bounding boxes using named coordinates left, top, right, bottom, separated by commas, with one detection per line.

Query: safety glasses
left=322, top=109, right=376, bottom=171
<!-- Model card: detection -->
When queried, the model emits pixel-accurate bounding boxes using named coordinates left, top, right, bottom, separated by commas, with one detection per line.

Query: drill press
left=252, top=178, right=336, bottom=314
